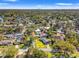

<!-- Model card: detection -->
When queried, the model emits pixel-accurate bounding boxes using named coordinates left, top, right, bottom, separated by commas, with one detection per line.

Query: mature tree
left=2, top=46, right=18, bottom=58
left=24, top=47, right=47, bottom=58
left=51, top=40, right=77, bottom=58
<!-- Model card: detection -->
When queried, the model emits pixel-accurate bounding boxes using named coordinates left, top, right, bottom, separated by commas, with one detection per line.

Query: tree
left=51, top=40, right=77, bottom=58
left=2, top=46, right=18, bottom=58
left=24, top=47, right=47, bottom=58
left=66, top=31, right=78, bottom=46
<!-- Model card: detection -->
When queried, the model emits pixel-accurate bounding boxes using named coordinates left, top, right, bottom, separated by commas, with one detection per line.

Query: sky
left=0, top=0, right=79, bottom=9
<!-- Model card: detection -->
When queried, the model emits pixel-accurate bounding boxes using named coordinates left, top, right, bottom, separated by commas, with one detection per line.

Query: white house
left=35, top=29, right=41, bottom=36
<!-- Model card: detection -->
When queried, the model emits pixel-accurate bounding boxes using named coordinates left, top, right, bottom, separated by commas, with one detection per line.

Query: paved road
left=39, top=48, right=52, bottom=52
left=39, top=45, right=52, bottom=52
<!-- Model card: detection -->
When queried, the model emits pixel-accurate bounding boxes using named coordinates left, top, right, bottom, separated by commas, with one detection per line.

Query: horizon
left=0, top=0, right=79, bottom=9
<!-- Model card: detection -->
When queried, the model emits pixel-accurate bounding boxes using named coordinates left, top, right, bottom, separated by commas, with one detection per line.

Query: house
left=15, top=33, right=23, bottom=42
left=35, top=29, right=41, bottom=33
left=4, top=33, right=23, bottom=42
left=40, top=31, right=48, bottom=37
left=0, top=17, right=3, bottom=23
left=57, top=28, right=64, bottom=34
left=76, top=30, right=79, bottom=34
left=40, top=37, right=50, bottom=45
left=0, top=40, right=13, bottom=46
left=31, top=32, right=35, bottom=37
left=44, top=27, right=50, bottom=30
left=35, top=29, right=41, bottom=36
left=18, top=23, right=23, bottom=27
left=52, top=49, right=60, bottom=53
left=55, top=33, right=65, bottom=40
left=31, top=29, right=41, bottom=37
left=54, top=29, right=65, bottom=40
left=4, top=34, right=15, bottom=39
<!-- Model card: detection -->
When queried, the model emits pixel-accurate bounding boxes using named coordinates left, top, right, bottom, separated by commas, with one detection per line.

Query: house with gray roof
left=0, top=17, right=3, bottom=23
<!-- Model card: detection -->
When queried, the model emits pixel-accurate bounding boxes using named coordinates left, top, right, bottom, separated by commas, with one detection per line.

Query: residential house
left=76, top=30, right=79, bottom=34
left=40, top=31, right=48, bottom=37
left=4, top=33, right=23, bottom=42
left=0, top=17, right=3, bottom=23
left=0, top=40, right=13, bottom=46
left=31, top=31, right=35, bottom=37
left=35, top=29, right=41, bottom=36
left=15, top=33, right=23, bottom=42
left=54, top=29, right=65, bottom=40
left=40, top=37, right=50, bottom=45
left=52, top=48, right=60, bottom=53
left=4, top=34, right=15, bottom=39
left=44, top=27, right=50, bottom=30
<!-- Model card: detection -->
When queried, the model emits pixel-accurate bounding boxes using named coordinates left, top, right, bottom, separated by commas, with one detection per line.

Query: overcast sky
left=0, top=0, right=79, bottom=9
